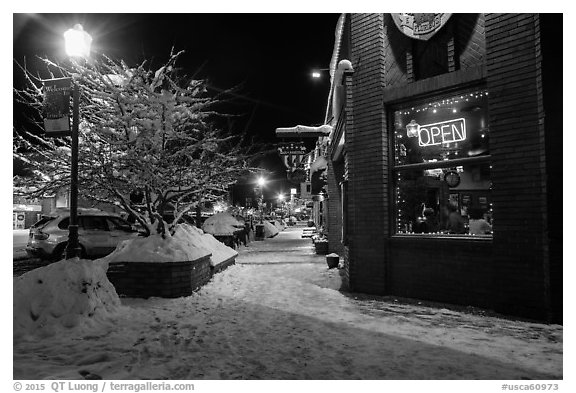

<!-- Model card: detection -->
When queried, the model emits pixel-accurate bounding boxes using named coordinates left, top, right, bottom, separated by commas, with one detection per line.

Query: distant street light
left=256, top=176, right=267, bottom=224
left=63, top=24, right=92, bottom=259
left=277, top=193, right=286, bottom=218
left=311, top=68, right=330, bottom=79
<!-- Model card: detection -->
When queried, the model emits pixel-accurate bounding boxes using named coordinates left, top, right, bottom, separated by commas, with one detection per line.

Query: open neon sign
left=418, top=118, right=466, bottom=147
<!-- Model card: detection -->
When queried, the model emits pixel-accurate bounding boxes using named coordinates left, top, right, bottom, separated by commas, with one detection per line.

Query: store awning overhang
left=275, top=125, right=333, bottom=138
left=13, top=204, right=42, bottom=212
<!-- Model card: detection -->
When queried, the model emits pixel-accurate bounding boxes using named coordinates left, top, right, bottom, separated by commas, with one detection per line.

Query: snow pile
left=262, top=221, right=280, bottom=238
left=176, top=224, right=238, bottom=267
left=202, top=212, right=244, bottom=235
left=13, top=258, right=121, bottom=341
left=103, top=224, right=236, bottom=267
left=13, top=228, right=563, bottom=380
left=268, top=219, right=286, bottom=231
left=104, top=228, right=211, bottom=263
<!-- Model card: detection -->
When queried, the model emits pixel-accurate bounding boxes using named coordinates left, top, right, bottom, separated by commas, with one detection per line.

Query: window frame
left=388, top=85, right=492, bottom=240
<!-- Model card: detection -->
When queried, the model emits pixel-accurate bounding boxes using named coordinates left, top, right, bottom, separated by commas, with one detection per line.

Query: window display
left=392, top=88, right=492, bottom=237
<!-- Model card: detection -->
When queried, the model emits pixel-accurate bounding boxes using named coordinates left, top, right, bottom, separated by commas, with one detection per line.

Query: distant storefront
left=321, top=14, right=562, bottom=322
left=12, top=204, right=41, bottom=229
left=13, top=187, right=125, bottom=229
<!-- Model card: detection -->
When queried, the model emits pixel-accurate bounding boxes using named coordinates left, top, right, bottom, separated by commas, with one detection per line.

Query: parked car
left=26, top=208, right=142, bottom=260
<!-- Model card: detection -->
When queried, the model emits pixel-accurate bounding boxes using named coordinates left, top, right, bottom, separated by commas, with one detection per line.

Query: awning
left=275, top=125, right=333, bottom=138
left=13, top=204, right=41, bottom=212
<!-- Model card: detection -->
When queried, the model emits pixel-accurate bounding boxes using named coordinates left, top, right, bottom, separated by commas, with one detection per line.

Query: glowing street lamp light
left=254, top=176, right=268, bottom=231
left=63, top=24, right=92, bottom=259
left=64, top=24, right=93, bottom=58
left=277, top=193, right=286, bottom=218
left=311, top=68, right=330, bottom=79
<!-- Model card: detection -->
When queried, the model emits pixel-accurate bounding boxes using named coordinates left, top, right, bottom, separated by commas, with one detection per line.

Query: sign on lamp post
left=42, top=77, right=72, bottom=136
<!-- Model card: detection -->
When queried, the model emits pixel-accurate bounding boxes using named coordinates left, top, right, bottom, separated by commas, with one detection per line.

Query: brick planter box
left=107, top=255, right=212, bottom=299
left=211, top=255, right=236, bottom=275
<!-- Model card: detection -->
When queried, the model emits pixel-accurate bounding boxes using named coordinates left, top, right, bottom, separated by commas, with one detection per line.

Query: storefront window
left=392, top=88, right=492, bottom=237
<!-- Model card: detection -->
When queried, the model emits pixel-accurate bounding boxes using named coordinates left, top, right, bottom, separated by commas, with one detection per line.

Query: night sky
left=13, top=13, right=340, bottom=198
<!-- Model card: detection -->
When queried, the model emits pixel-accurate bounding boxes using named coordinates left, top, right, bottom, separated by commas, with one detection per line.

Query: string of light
left=398, top=90, right=488, bottom=116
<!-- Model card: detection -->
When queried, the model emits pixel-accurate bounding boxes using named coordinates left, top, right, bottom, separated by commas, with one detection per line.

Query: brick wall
left=382, top=14, right=411, bottom=88
left=346, top=14, right=388, bottom=294
left=340, top=13, right=557, bottom=321
left=389, top=238, right=495, bottom=308
left=457, top=14, right=486, bottom=70
left=212, top=256, right=236, bottom=274
left=381, top=14, right=486, bottom=88
left=485, top=13, right=552, bottom=320
left=341, top=244, right=350, bottom=291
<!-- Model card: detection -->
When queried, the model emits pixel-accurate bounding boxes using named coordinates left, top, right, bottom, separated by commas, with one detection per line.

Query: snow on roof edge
left=324, top=13, right=346, bottom=125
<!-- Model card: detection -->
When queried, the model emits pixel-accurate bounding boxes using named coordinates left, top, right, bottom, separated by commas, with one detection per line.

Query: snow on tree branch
left=14, top=51, right=259, bottom=237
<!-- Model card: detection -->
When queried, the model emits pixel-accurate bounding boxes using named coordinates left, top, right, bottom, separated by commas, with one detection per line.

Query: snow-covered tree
left=14, top=51, right=255, bottom=237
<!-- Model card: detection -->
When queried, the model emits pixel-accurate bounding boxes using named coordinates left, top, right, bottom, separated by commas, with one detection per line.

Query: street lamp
left=311, top=68, right=330, bottom=79
left=256, top=176, right=266, bottom=223
left=277, top=193, right=286, bottom=218
left=64, top=24, right=93, bottom=58
left=64, top=24, right=92, bottom=259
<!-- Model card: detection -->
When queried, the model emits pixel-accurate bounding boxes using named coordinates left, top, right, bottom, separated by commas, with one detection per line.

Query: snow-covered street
left=13, top=226, right=562, bottom=380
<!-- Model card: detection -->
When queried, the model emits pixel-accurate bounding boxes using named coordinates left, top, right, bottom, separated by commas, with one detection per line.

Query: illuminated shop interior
left=392, top=88, right=492, bottom=237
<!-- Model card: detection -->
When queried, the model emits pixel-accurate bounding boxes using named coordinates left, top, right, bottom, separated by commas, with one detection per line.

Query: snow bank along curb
left=202, top=212, right=244, bottom=236
left=263, top=221, right=280, bottom=238
left=12, top=224, right=239, bottom=340
left=102, top=224, right=238, bottom=299
left=13, top=258, right=121, bottom=341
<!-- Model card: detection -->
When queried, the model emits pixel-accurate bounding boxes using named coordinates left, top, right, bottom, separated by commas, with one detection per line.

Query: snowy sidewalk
left=236, top=226, right=328, bottom=265
left=13, top=227, right=562, bottom=380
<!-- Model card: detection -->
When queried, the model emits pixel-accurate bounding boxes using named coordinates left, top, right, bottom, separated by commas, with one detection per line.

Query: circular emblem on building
left=391, top=13, right=452, bottom=41
left=444, top=171, right=461, bottom=188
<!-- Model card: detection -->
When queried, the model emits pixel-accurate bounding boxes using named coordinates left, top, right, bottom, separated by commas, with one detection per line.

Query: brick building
left=321, top=14, right=562, bottom=322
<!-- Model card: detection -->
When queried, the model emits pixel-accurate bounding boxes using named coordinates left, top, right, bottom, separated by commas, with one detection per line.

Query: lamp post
left=63, top=24, right=92, bottom=259
left=253, top=176, right=267, bottom=241
left=257, top=176, right=266, bottom=224
left=277, top=193, right=285, bottom=218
